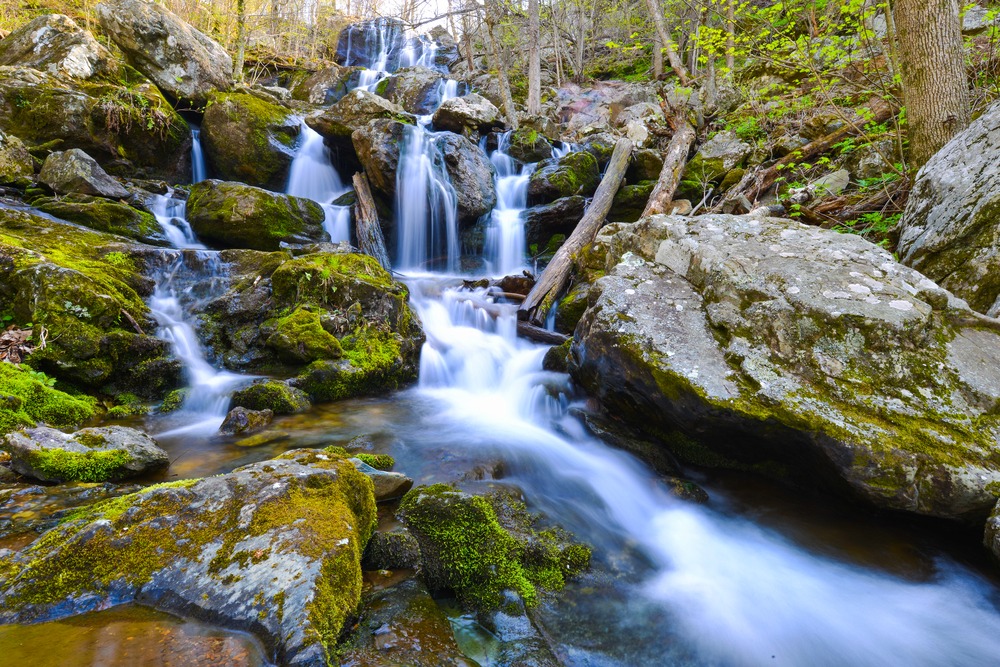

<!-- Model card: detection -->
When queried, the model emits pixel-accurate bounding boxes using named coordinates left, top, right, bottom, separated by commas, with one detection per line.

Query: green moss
left=159, top=389, right=187, bottom=413
left=23, top=447, right=132, bottom=483
left=271, top=252, right=400, bottom=306
left=355, top=453, right=394, bottom=470
left=230, top=381, right=310, bottom=415
left=34, top=196, right=161, bottom=243
left=107, top=392, right=145, bottom=418
left=266, top=307, right=343, bottom=364
left=201, top=92, right=296, bottom=188
left=0, top=363, right=96, bottom=435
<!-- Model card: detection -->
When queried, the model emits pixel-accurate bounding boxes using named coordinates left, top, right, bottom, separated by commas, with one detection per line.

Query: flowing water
left=483, top=131, right=531, bottom=275
left=190, top=127, right=206, bottom=184
left=285, top=122, right=352, bottom=243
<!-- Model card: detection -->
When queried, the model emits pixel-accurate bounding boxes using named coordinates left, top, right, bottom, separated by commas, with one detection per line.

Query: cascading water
left=484, top=131, right=531, bottom=275
left=148, top=190, right=199, bottom=248
left=286, top=121, right=352, bottom=243
left=190, top=127, right=206, bottom=183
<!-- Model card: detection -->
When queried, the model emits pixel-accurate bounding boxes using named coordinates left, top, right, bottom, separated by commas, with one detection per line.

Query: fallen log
left=642, top=112, right=696, bottom=217
left=517, top=321, right=570, bottom=345
left=352, top=172, right=391, bottom=272
left=519, top=137, right=633, bottom=326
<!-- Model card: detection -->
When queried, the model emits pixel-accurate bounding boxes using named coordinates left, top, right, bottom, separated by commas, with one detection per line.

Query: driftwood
left=642, top=113, right=697, bottom=217
left=519, top=137, right=633, bottom=326
left=517, top=321, right=569, bottom=345
left=729, top=101, right=897, bottom=206
left=353, top=172, right=391, bottom=272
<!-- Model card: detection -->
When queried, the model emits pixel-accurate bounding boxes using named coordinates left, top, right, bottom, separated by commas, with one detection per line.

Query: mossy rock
left=201, top=92, right=299, bottom=191
left=609, top=180, right=656, bottom=223
left=229, top=380, right=310, bottom=415
left=0, top=449, right=376, bottom=665
left=355, top=452, right=394, bottom=470
left=306, top=89, right=414, bottom=153
left=527, top=151, right=600, bottom=206
left=0, top=363, right=95, bottom=436
left=507, top=127, right=553, bottom=163
left=266, top=307, right=343, bottom=364
left=33, top=195, right=167, bottom=246
left=0, top=130, right=33, bottom=186
left=186, top=179, right=326, bottom=251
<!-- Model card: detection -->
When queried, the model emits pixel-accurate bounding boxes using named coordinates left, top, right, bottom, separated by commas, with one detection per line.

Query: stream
left=5, top=19, right=1000, bottom=667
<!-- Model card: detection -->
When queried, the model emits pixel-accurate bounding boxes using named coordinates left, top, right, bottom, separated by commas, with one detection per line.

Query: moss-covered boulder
left=307, top=89, right=414, bottom=154
left=626, top=149, right=664, bottom=182
left=33, top=194, right=167, bottom=246
left=0, top=208, right=180, bottom=396
left=527, top=151, right=600, bottom=206
left=0, top=130, right=33, bottom=186
left=572, top=213, right=1000, bottom=521
left=0, top=14, right=116, bottom=80
left=2, top=425, right=168, bottom=482
left=230, top=380, right=310, bottom=415
left=608, top=180, right=656, bottom=223
left=0, top=67, right=189, bottom=181
left=506, top=127, right=554, bottom=163
left=218, top=406, right=272, bottom=436
left=186, top=179, right=326, bottom=251
left=681, top=130, right=751, bottom=188
left=0, top=363, right=96, bottom=435
left=38, top=149, right=130, bottom=199
left=397, top=484, right=589, bottom=610
left=200, top=249, right=424, bottom=402
left=201, top=92, right=299, bottom=190
left=0, top=448, right=376, bottom=665
left=376, top=66, right=446, bottom=115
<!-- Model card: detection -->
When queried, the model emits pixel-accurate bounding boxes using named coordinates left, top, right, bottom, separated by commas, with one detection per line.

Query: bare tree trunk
left=519, top=138, right=633, bottom=326
left=353, top=172, right=391, bottom=271
left=552, top=5, right=563, bottom=87
left=461, top=0, right=475, bottom=72
left=642, top=113, right=695, bottom=216
left=893, top=0, right=969, bottom=167
left=484, top=0, right=518, bottom=129
left=725, top=0, right=735, bottom=76
left=527, top=0, right=542, bottom=114
left=652, top=28, right=664, bottom=79
left=574, top=8, right=586, bottom=82
left=233, top=0, right=247, bottom=83
left=644, top=0, right=689, bottom=84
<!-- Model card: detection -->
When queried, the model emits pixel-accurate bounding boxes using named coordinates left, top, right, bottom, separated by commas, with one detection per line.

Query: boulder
left=307, top=89, right=413, bottom=152
left=626, top=149, right=664, bottom=183
left=0, top=362, right=96, bottom=436
left=335, top=18, right=406, bottom=69
left=682, top=130, right=751, bottom=184
left=96, top=0, right=232, bottom=104
left=351, top=119, right=407, bottom=198
left=527, top=151, right=600, bottom=206
left=437, top=132, right=497, bottom=223
left=0, top=67, right=189, bottom=181
left=290, top=63, right=359, bottom=105
left=33, top=194, right=167, bottom=245
left=897, top=103, right=1000, bottom=315
left=230, top=380, right=311, bottom=415
left=428, top=26, right=461, bottom=70
left=846, top=140, right=897, bottom=182
left=200, top=92, right=299, bottom=191
left=186, top=179, right=326, bottom=251
left=218, top=406, right=273, bottom=435
left=350, top=458, right=413, bottom=501
left=572, top=213, right=1000, bottom=521
left=39, top=149, right=130, bottom=199
left=506, top=126, right=554, bottom=163
left=2, top=425, right=168, bottom=482
left=432, top=93, right=502, bottom=137
left=0, top=14, right=115, bottom=80
left=578, top=132, right=618, bottom=169
left=609, top=180, right=656, bottom=222
left=376, top=66, right=446, bottom=115
left=964, top=4, right=1000, bottom=34
left=0, top=130, right=33, bottom=185
left=0, top=448, right=376, bottom=666
left=524, top=195, right=586, bottom=248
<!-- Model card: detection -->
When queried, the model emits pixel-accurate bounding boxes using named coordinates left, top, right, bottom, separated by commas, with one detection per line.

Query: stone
left=847, top=140, right=898, bottom=182
left=96, top=0, right=232, bottom=104
left=682, top=130, right=752, bottom=184
left=773, top=132, right=810, bottom=158
left=571, top=213, right=1000, bottom=521
left=626, top=149, right=664, bottom=183
left=2, top=425, right=168, bottom=483
left=230, top=380, right=311, bottom=415
left=186, top=179, right=326, bottom=251
left=376, top=65, right=446, bottom=115
left=437, top=131, right=497, bottom=223
left=361, top=528, right=421, bottom=570
left=963, top=4, right=1000, bottom=34
left=0, top=130, right=33, bottom=185
left=308, top=89, right=413, bottom=153
left=290, top=64, right=359, bottom=105
left=897, top=100, right=1000, bottom=315
left=506, top=126, right=554, bottom=163
left=609, top=180, right=656, bottom=223
left=0, top=448, right=376, bottom=666
left=335, top=18, right=406, bottom=69
left=350, top=458, right=413, bottom=501
left=0, top=14, right=114, bottom=80
left=33, top=194, right=167, bottom=245
left=351, top=119, right=408, bottom=198
left=428, top=26, right=461, bottom=70
left=524, top=195, right=586, bottom=248
left=200, top=92, right=299, bottom=191
left=218, top=406, right=273, bottom=436
left=432, top=93, right=502, bottom=137
left=0, top=363, right=96, bottom=437
left=39, top=149, right=130, bottom=199
left=527, top=151, right=600, bottom=206
left=810, top=169, right=850, bottom=196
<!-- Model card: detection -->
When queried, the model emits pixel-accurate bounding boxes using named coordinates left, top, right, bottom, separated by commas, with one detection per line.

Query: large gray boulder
left=437, top=131, right=496, bottom=223
left=96, top=0, right=232, bottom=103
left=571, top=213, right=1000, bottom=521
left=0, top=448, right=376, bottom=666
left=290, top=63, right=359, bottom=105
left=351, top=118, right=408, bottom=197
left=2, top=426, right=169, bottom=482
left=376, top=66, right=446, bottom=115
left=527, top=151, right=599, bottom=206
left=0, top=14, right=115, bottom=79
left=897, top=101, right=1000, bottom=315
left=39, top=149, right=130, bottom=199
left=682, top=130, right=752, bottom=184
left=186, top=179, right=326, bottom=251
left=0, top=130, right=33, bottom=185
left=308, top=89, right=413, bottom=152
left=431, top=93, right=502, bottom=137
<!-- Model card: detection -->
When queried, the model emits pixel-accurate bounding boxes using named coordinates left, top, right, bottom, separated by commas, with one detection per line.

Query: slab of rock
left=376, top=65, right=446, bottom=115
left=0, top=448, right=376, bottom=666
left=186, top=179, right=325, bottom=251
left=432, top=93, right=502, bottom=137
left=897, top=100, right=1000, bottom=315
left=219, top=407, right=273, bottom=436
left=0, top=130, right=33, bottom=185
left=39, top=149, right=130, bottom=199
left=96, top=0, right=232, bottom=103
left=0, top=14, right=115, bottom=80
left=571, top=213, right=1000, bottom=521
left=2, top=426, right=168, bottom=483
left=350, top=458, right=413, bottom=501
left=33, top=194, right=167, bottom=245
left=308, top=89, right=413, bottom=152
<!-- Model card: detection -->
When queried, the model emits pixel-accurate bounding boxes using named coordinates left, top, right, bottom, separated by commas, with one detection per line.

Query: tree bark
left=645, top=0, right=689, bottom=84
left=233, top=0, right=247, bottom=83
left=642, top=112, right=695, bottom=217
left=527, top=0, right=542, bottom=114
left=484, top=0, right=518, bottom=129
left=461, top=0, right=475, bottom=72
left=652, top=29, right=664, bottom=79
left=725, top=0, right=735, bottom=76
left=353, top=172, right=391, bottom=272
left=519, top=138, right=633, bottom=326
left=893, top=0, right=969, bottom=167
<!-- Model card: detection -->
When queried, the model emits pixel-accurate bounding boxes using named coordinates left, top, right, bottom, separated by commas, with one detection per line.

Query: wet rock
left=230, top=380, right=310, bottom=415
left=432, top=93, right=502, bottom=137
left=351, top=458, right=413, bottom=501
left=0, top=14, right=115, bottom=80
left=0, top=130, right=33, bottom=186
left=506, top=126, right=554, bottom=163
left=351, top=118, right=408, bottom=197
left=572, top=213, right=1000, bottom=521
left=200, top=92, right=299, bottom=191
left=609, top=180, right=656, bottom=223
left=682, top=130, right=751, bottom=185
left=524, top=195, right=586, bottom=248
left=437, top=132, right=497, bottom=223
left=218, top=407, right=273, bottom=436
left=2, top=425, right=168, bottom=483
left=377, top=66, right=446, bottom=115
left=96, top=0, right=232, bottom=104
left=528, top=151, right=599, bottom=206
left=335, top=18, right=406, bottom=69
left=361, top=527, right=421, bottom=570
left=39, top=149, right=130, bottom=199
left=480, top=595, right=562, bottom=667
left=291, top=63, right=359, bottom=105
left=497, top=274, right=535, bottom=296
left=0, top=448, right=376, bottom=666
left=186, top=179, right=325, bottom=251
left=626, top=149, right=664, bottom=183
left=308, top=89, right=414, bottom=153
left=33, top=194, right=167, bottom=245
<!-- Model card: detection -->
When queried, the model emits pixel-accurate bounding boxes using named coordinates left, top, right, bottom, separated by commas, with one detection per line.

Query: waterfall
left=484, top=131, right=531, bottom=275
left=148, top=190, right=200, bottom=249
left=286, top=121, right=351, bottom=244
left=190, top=127, right=206, bottom=183
left=344, top=18, right=401, bottom=91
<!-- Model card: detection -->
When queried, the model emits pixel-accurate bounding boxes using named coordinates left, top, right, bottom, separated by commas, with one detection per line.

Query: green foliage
left=355, top=452, right=395, bottom=470
left=24, top=447, right=132, bottom=483
left=97, top=87, right=175, bottom=140
left=833, top=211, right=901, bottom=246
left=0, top=362, right=96, bottom=435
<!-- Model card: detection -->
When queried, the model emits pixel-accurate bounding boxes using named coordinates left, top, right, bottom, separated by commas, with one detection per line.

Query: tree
left=233, top=0, right=247, bottom=83
left=527, top=0, right=542, bottom=114
left=893, top=0, right=970, bottom=167
left=645, top=0, right=689, bottom=84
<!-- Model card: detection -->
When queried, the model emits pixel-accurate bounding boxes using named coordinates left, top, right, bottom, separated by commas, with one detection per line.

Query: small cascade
left=190, top=127, right=206, bottom=183
left=344, top=18, right=401, bottom=91
left=286, top=122, right=352, bottom=244
left=148, top=190, right=200, bottom=249
left=484, top=131, right=531, bottom=275
left=551, top=140, right=577, bottom=159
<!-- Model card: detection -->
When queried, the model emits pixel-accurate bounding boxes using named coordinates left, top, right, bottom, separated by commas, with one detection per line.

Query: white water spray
left=484, top=131, right=531, bottom=275
left=190, top=127, right=206, bottom=183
